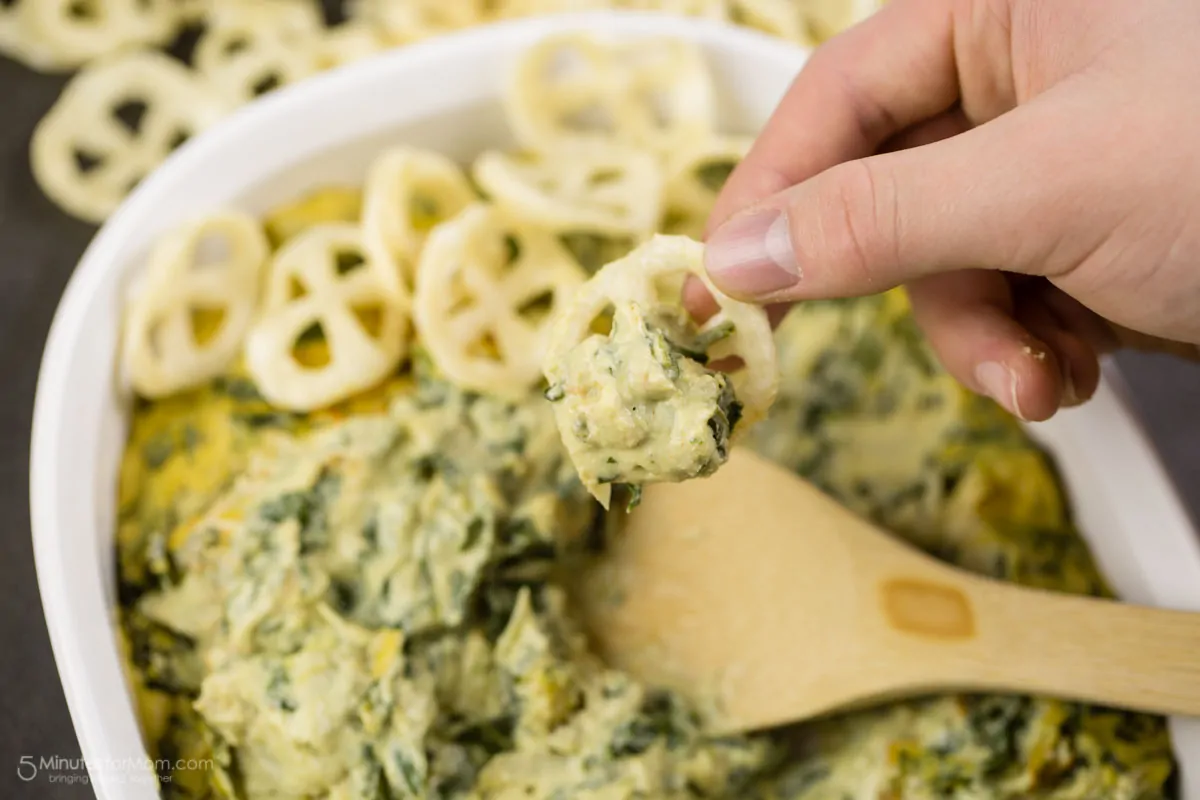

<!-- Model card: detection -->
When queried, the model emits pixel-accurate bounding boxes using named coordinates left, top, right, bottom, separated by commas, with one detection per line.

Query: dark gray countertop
left=1, top=52, right=1198, bottom=800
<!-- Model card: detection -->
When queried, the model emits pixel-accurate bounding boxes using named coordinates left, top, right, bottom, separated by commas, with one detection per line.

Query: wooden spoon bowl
left=575, top=449, right=1200, bottom=734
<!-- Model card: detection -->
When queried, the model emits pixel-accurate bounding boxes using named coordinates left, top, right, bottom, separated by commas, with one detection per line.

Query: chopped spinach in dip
left=116, top=200, right=1176, bottom=799
left=545, top=302, right=741, bottom=504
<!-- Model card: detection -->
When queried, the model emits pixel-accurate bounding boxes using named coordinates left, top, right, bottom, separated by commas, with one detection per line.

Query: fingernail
left=704, top=209, right=800, bottom=297
left=1061, top=367, right=1081, bottom=407
left=975, top=361, right=1026, bottom=420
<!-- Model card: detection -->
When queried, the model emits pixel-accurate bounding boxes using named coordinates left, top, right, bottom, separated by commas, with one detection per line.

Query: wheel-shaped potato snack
left=487, top=0, right=611, bottom=19
left=313, top=21, right=388, bottom=70
left=505, top=33, right=715, bottom=154
left=245, top=223, right=411, bottom=411
left=0, top=0, right=90, bottom=71
left=414, top=204, right=588, bottom=397
left=542, top=235, right=778, bottom=507
left=725, top=0, right=806, bottom=42
left=661, top=136, right=752, bottom=238
left=23, top=0, right=179, bottom=66
left=784, top=0, right=881, bottom=43
left=544, top=234, right=778, bottom=425
left=31, top=51, right=229, bottom=223
left=349, top=0, right=481, bottom=44
left=619, top=0, right=728, bottom=18
left=472, top=142, right=663, bottom=236
left=192, top=1, right=323, bottom=103
left=361, top=146, right=477, bottom=287
left=122, top=211, right=269, bottom=399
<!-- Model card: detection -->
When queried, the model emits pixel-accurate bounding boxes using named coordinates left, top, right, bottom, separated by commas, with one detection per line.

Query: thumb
left=703, top=108, right=1076, bottom=303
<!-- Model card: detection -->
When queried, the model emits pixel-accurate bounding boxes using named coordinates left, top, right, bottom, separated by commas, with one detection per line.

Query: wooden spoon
left=575, top=448, right=1200, bottom=734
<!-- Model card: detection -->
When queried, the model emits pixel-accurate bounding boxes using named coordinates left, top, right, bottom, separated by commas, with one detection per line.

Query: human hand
left=698, top=0, right=1200, bottom=421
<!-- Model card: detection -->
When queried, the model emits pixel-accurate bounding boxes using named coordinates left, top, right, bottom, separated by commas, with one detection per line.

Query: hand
left=699, top=0, right=1200, bottom=421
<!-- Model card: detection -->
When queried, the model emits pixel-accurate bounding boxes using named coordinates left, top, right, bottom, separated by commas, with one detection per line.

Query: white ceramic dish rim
left=28, top=11, right=1200, bottom=799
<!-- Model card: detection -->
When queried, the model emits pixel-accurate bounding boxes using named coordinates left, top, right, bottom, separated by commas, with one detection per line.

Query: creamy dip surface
left=545, top=301, right=740, bottom=504
left=116, top=195, right=1177, bottom=799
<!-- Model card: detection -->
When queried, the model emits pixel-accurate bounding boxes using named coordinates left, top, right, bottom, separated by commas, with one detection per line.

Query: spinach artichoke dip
left=113, top=35, right=1176, bottom=800
left=543, top=302, right=741, bottom=505
left=117, top=237, right=1177, bottom=798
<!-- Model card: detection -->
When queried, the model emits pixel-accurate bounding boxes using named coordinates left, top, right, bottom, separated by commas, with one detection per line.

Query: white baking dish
left=29, top=11, right=1200, bottom=798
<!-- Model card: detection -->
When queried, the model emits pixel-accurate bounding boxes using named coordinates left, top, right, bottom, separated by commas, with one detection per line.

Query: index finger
left=706, top=0, right=961, bottom=234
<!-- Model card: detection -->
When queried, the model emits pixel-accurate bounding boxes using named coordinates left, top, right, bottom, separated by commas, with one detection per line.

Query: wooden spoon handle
left=872, top=553, right=1200, bottom=717
left=963, top=580, right=1200, bottom=716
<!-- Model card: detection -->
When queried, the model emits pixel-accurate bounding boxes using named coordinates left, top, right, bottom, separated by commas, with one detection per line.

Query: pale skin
left=695, top=0, right=1200, bottom=422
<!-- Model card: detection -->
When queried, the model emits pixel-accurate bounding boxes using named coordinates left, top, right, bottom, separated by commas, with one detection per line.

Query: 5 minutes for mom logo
left=18, top=755, right=92, bottom=786
left=17, top=755, right=204, bottom=786
left=16, top=756, right=37, bottom=781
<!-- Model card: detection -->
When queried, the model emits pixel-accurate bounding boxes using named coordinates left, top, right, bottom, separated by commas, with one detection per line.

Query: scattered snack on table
left=190, top=0, right=326, bottom=103
left=349, top=0, right=481, bottom=41
left=30, top=50, right=229, bottom=223
left=10, top=0, right=181, bottom=70
left=12, top=0, right=884, bottom=224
